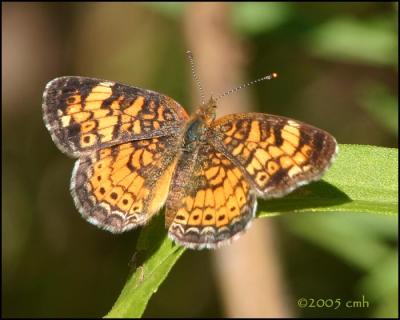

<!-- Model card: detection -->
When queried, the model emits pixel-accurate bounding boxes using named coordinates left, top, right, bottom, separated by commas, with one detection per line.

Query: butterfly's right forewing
left=209, top=113, right=338, bottom=198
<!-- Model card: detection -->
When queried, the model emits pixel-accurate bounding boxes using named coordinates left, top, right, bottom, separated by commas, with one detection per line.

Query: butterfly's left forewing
left=43, top=76, right=188, bottom=158
left=72, top=135, right=180, bottom=233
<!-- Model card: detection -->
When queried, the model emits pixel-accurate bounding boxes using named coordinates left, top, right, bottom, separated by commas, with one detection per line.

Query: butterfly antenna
left=214, top=73, right=278, bottom=102
left=186, top=50, right=206, bottom=105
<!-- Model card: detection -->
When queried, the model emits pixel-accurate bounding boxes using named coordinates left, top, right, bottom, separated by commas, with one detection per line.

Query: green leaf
left=307, top=17, right=398, bottom=66
left=232, top=2, right=291, bottom=35
left=284, top=213, right=397, bottom=270
left=364, top=250, right=399, bottom=317
left=106, top=144, right=398, bottom=318
left=105, top=214, right=185, bottom=318
left=141, top=2, right=185, bottom=19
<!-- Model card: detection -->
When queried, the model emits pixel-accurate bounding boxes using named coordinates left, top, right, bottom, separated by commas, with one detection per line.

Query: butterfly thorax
left=182, top=97, right=217, bottom=150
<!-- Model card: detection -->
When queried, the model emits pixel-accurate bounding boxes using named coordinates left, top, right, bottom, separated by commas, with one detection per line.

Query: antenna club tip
left=272, top=72, right=278, bottom=78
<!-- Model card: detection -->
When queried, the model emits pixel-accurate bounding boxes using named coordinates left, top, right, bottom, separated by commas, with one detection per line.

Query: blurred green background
left=2, top=2, right=398, bottom=317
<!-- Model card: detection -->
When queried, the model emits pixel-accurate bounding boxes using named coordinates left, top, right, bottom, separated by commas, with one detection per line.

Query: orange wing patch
left=71, top=134, right=180, bottom=232
left=210, top=113, right=337, bottom=198
left=166, top=143, right=256, bottom=249
left=43, top=76, right=189, bottom=157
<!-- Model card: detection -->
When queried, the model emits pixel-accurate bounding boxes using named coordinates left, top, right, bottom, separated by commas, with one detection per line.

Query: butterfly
left=42, top=72, right=337, bottom=249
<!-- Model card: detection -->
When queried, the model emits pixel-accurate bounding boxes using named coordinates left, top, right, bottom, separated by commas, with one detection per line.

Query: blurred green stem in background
left=358, top=82, right=398, bottom=136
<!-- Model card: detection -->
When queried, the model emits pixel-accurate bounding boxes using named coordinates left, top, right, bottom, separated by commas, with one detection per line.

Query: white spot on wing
left=99, top=81, right=114, bottom=87
left=287, top=120, right=300, bottom=127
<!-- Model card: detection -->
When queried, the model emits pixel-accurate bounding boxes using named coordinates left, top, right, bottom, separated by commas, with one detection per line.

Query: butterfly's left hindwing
left=71, top=134, right=180, bottom=233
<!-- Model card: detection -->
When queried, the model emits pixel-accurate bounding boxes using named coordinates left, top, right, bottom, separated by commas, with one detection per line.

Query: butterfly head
left=195, top=97, right=217, bottom=124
